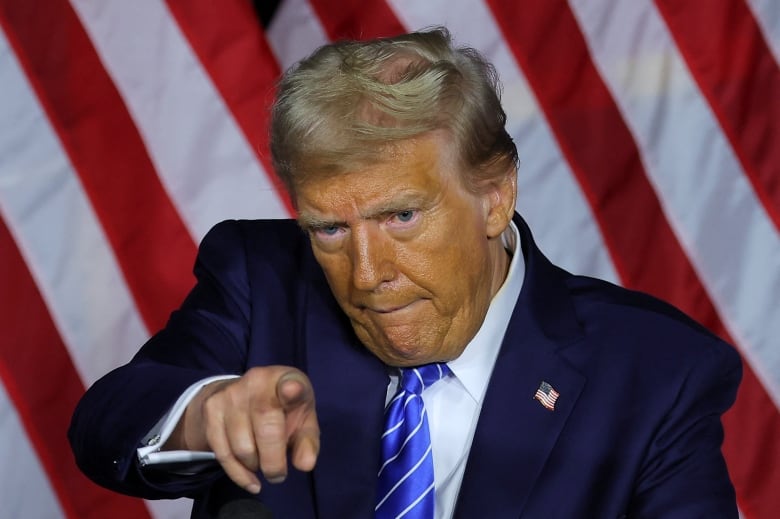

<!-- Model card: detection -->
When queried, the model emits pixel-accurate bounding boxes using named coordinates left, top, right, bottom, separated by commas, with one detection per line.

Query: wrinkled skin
left=296, top=132, right=516, bottom=366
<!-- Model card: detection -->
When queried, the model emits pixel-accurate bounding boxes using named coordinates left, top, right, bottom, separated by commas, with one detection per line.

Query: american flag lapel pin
left=534, top=381, right=560, bottom=411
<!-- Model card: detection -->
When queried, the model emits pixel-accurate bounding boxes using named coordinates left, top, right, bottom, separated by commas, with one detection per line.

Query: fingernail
left=246, top=483, right=261, bottom=494
left=279, top=372, right=303, bottom=389
left=267, top=475, right=286, bottom=484
left=279, top=371, right=300, bottom=383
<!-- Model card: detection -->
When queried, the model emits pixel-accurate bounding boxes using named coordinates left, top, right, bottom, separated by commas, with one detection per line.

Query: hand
left=167, top=366, right=319, bottom=494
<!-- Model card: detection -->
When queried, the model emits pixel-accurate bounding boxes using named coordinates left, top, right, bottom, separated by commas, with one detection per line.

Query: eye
left=387, top=209, right=420, bottom=231
left=319, top=225, right=340, bottom=236
left=396, top=210, right=415, bottom=223
left=311, top=224, right=346, bottom=242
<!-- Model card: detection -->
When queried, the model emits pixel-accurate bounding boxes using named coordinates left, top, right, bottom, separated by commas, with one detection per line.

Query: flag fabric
left=534, top=382, right=560, bottom=411
left=0, top=0, right=778, bottom=517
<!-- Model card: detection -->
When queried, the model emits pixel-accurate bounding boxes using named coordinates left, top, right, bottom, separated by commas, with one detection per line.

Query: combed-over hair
left=269, top=27, right=518, bottom=197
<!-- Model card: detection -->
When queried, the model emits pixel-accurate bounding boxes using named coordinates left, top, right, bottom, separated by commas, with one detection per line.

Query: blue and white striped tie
left=376, top=363, right=450, bottom=519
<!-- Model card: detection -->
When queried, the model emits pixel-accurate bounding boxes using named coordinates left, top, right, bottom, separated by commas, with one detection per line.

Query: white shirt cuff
left=137, top=374, right=239, bottom=467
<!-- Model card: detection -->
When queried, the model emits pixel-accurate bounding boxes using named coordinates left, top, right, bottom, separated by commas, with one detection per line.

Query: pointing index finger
left=275, top=370, right=319, bottom=472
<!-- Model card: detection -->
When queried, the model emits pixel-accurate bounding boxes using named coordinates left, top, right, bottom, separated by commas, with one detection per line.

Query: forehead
left=294, top=134, right=463, bottom=220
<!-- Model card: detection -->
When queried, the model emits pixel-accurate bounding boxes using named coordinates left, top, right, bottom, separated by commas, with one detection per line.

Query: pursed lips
left=356, top=299, right=422, bottom=315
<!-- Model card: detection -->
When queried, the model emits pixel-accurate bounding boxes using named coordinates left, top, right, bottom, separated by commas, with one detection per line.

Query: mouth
left=359, top=299, right=422, bottom=315
left=371, top=303, right=413, bottom=313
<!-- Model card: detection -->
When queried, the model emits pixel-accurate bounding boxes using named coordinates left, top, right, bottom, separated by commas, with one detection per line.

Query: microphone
left=217, top=498, right=273, bottom=519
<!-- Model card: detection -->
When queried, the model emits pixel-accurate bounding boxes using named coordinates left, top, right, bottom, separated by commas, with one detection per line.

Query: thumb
left=276, top=370, right=313, bottom=410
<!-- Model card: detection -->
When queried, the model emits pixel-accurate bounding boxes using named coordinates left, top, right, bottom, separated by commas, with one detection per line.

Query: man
left=69, top=28, right=741, bottom=518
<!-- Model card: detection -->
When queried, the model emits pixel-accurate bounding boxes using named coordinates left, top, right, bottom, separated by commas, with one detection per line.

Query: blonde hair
left=270, top=27, right=517, bottom=197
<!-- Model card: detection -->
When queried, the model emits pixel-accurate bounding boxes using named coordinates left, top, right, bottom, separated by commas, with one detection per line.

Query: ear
left=484, top=166, right=517, bottom=239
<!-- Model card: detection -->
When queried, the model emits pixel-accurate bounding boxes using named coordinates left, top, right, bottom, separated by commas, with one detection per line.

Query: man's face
left=295, top=133, right=514, bottom=367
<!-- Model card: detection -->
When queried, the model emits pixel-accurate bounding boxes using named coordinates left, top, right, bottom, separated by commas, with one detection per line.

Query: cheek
left=404, top=242, right=488, bottom=308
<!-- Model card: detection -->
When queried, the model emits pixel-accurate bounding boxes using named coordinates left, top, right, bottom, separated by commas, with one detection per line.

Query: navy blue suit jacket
left=69, top=214, right=741, bottom=518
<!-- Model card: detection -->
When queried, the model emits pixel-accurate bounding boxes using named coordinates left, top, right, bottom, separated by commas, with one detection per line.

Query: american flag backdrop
left=0, top=0, right=777, bottom=517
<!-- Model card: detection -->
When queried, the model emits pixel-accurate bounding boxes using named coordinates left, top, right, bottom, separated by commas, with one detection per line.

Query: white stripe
left=0, top=26, right=150, bottom=385
left=382, top=408, right=414, bottom=438
left=746, top=0, right=780, bottom=65
left=2, top=19, right=186, bottom=519
left=267, top=0, right=330, bottom=70
left=412, top=368, right=424, bottom=389
left=378, top=398, right=425, bottom=475
left=569, top=0, right=780, bottom=408
left=396, top=481, right=434, bottom=519
left=70, top=0, right=289, bottom=244
left=388, top=391, right=405, bottom=409
left=387, top=0, right=620, bottom=283
left=376, top=444, right=433, bottom=510
left=0, top=386, right=64, bottom=519
left=382, top=417, right=405, bottom=439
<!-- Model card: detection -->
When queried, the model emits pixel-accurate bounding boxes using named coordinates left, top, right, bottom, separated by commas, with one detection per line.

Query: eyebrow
left=297, top=191, right=430, bottom=230
left=297, top=213, right=344, bottom=231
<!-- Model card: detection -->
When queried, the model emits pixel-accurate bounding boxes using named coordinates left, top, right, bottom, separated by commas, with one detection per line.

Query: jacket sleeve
left=629, top=337, right=742, bottom=518
left=68, top=219, right=298, bottom=499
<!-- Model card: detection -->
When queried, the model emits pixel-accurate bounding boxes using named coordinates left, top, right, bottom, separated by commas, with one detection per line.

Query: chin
left=381, top=340, right=449, bottom=367
left=359, top=339, right=421, bottom=366
left=354, top=321, right=445, bottom=365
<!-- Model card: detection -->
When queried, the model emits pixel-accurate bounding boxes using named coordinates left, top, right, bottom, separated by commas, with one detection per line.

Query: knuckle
left=202, top=389, right=231, bottom=419
left=244, top=366, right=272, bottom=388
left=201, top=397, right=219, bottom=421
left=231, top=439, right=257, bottom=460
left=213, top=450, right=233, bottom=465
left=255, top=415, right=286, bottom=443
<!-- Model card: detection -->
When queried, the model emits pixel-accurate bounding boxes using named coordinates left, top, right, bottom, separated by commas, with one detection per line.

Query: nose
left=350, top=224, right=395, bottom=291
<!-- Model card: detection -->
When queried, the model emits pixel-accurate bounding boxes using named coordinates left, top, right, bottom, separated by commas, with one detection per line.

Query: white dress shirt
left=384, top=221, right=525, bottom=519
left=138, top=221, right=525, bottom=519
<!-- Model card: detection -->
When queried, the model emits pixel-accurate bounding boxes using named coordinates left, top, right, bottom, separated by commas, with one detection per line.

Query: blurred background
left=0, top=0, right=777, bottom=517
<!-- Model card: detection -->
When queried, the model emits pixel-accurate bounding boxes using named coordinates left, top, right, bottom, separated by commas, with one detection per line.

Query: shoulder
left=200, top=218, right=306, bottom=254
left=184, top=219, right=325, bottom=325
left=544, top=274, right=741, bottom=515
left=567, top=274, right=710, bottom=336
left=197, top=218, right=314, bottom=274
left=561, top=272, right=741, bottom=382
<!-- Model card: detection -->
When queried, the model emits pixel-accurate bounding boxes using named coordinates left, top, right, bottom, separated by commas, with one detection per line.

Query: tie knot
left=399, top=363, right=450, bottom=395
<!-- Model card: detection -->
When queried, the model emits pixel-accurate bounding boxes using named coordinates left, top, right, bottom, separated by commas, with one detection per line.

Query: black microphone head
left=217, top=498, right=273, bottom=519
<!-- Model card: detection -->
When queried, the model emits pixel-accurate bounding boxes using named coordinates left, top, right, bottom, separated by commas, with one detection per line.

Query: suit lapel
left=453, top=320, right=586, bottom=517
left=454, top=215, right=587, bottom=518
left=302, top=270, right=387, bottom=518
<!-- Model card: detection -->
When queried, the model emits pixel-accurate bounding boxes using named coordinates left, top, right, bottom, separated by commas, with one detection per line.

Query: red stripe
left=487, top=0, right=707, bottom=319
left=165, top=0, right=294, bottom=215
left=308, top=0, right=406, bottom=40
left=485, top=1, right=780, bottom=517
left=655, top=0, right=780, bottom=233
left=0, top=0, right=197, bottom=333
left=0, top=217, right=152, bottom=519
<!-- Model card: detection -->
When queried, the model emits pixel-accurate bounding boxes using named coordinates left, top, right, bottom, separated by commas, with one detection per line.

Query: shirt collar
left=447, top=220, right=525, bottom=402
